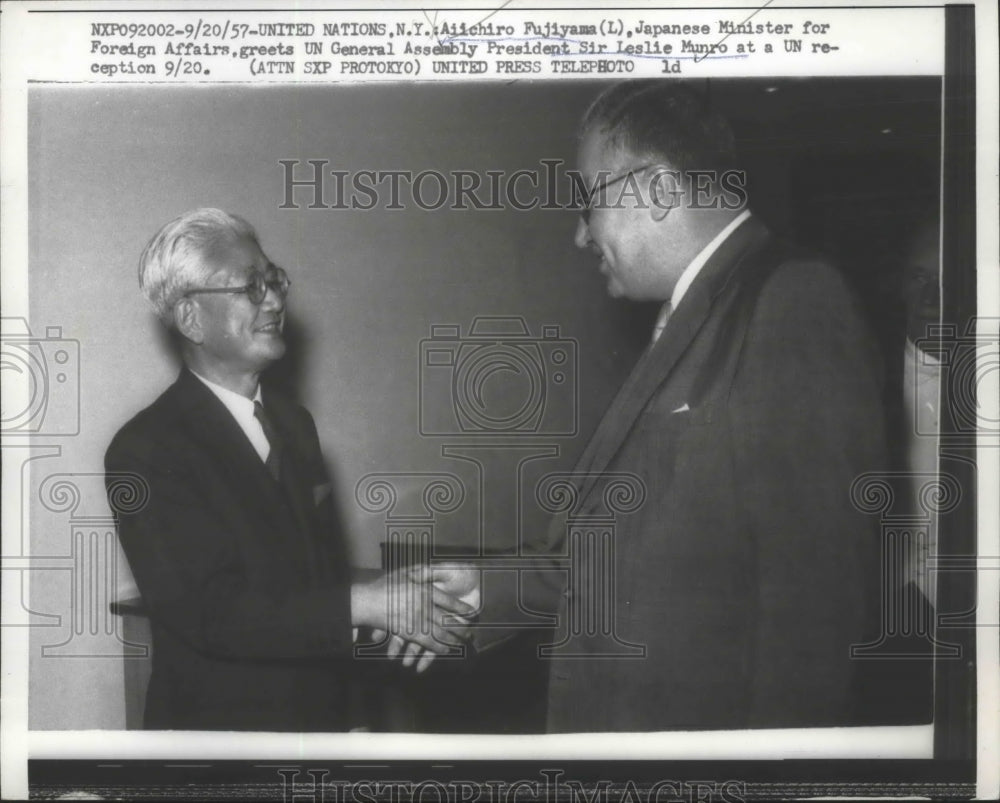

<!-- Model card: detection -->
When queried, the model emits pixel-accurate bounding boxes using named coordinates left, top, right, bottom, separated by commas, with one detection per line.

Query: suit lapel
left=572, top=217, right=771, bottom=509
left=170, top=371, right=310, bottom=555
left=172, top=370, right=276, bottom=491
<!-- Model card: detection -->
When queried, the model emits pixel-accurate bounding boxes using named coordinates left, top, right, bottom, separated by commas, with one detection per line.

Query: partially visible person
left=106, top=208, right=472, bottom=731
left=901, top=218, right=942, bottom=606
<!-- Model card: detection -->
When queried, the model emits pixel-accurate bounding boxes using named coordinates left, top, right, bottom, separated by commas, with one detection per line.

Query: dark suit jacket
left=105, top=369, right=354, bottom=731
left=484, top=216, right=890, bottom=731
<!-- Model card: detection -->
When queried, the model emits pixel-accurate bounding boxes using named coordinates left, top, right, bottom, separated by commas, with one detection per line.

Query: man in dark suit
left=106, top=208, right=473, bottom=731
left=435, top=81, right=890, bottom=731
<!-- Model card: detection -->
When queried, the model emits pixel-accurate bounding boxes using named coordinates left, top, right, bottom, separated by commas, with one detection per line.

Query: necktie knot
left=253, top=400, right=283, bottom=481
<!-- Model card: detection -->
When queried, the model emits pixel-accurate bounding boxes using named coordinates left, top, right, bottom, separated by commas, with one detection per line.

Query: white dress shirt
left=652, top=209, right=753, bottom=344
left=190, top=371, right=271, bottom=463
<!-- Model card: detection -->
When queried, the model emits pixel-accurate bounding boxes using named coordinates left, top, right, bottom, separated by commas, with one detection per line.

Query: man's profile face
left=573, top=127, right=674, bottom=302
left=192, top=235, right=287, bottom=375
left=904, top=222, right=941, bottom=344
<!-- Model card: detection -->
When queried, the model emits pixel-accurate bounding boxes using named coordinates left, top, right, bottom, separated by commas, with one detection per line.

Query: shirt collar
left=670, top=209, right=752, bottom=311
left=190, top=370, right=262, bottom=417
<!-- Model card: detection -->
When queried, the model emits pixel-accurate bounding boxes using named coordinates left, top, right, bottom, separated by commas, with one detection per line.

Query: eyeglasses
left=578, top=164, right=655, bottom=225
left=185, top=267, right=291, bottom=306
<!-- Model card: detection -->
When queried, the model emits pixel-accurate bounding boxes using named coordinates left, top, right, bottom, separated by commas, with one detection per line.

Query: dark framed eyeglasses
left=185, top=267, right=291, bottom=306
left=578, top=164, right=656, bottom=225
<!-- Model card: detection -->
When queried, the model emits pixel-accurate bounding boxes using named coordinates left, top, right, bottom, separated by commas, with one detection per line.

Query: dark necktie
left=253, top=400, right=283, bottom=482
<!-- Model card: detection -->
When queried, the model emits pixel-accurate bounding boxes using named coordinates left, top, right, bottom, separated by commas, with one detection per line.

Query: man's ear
left=648, top=167, right=684, bottom=223
left=172, top=298, right=203, bottom=345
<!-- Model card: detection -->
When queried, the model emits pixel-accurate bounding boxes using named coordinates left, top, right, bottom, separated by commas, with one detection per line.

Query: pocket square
left=671, top=403, right=690, bottom=414
left=312, top=482, right=333, bottom=505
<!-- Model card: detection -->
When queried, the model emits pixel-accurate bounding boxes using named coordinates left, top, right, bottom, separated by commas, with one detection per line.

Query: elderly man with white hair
left=106, top=208, right=473, bottom=731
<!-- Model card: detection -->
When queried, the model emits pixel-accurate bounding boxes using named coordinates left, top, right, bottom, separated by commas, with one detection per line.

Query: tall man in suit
left=436, top=80, right=890, bottom=731
left=106, top=208, right=473, bottom=730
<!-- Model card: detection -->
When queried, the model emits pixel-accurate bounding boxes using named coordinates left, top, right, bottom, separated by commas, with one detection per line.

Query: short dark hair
left=581, top=80, right=737, bottom=174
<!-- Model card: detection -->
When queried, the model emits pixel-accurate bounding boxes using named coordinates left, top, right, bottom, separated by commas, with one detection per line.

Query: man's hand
left=351, top=570, right=475, bottom=666
left=401, top=562, right=482, bottom=672
left=407, top=562, right=481, bottom=607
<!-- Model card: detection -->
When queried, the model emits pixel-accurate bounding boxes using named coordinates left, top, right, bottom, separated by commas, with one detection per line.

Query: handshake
left=350, top=563, right=481, bottom=673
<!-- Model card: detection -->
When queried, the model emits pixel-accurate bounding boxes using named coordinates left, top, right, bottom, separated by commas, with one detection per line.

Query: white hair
left=138, top=208, right=259, bottom=325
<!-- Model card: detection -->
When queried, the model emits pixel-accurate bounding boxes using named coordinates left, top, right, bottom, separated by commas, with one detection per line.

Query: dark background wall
left=27, top=78, right=940, bottom=730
